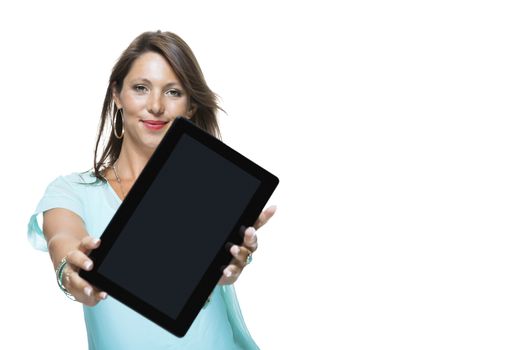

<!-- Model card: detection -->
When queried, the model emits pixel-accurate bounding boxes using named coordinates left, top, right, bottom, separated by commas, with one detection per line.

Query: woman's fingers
left=96, top=291, right=108, bottom=301
left=253, top=205, right=277, bottom=230
left=243, top=227, right=258, bottom=252
left=66, top=250, right=93, bottom=271
left=218, top=227, right=258, bottom=285
left=218, top=206, right=277, bottom=285
left=62, top=236, right=107, bottom=305
left=218, top=264, right=242, bottom=285
left=63, top=266, right=105, bottom=306
left=218, top=245, right=252, bottom=285
left=63, top=236, right=99, bottom=272
left=79, top=236, right=101, bottom=253
left=225, top=265, right=241, bottom=278
left=230, top=245, right=254, bottom=267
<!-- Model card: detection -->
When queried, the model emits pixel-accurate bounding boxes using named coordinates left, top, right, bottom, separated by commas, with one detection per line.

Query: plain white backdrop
left=1, top=1, right=524, bottom=349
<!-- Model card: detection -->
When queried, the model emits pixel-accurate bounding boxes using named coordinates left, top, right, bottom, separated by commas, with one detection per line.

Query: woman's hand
left=218, top=205, right=277, bottom=285
left=61, top=236, right=108, bottom=306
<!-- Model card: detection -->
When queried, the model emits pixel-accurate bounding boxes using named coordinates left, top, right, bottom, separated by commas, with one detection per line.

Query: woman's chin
left=138, top=137, right=162, bottom=151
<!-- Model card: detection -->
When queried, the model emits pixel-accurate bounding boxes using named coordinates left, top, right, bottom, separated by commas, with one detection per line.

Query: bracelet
left=55, top=257, right=76, bottom=301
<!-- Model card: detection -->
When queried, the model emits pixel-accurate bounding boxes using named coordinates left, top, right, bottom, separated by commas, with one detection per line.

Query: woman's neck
left=114, top=141, right=155, bottom=182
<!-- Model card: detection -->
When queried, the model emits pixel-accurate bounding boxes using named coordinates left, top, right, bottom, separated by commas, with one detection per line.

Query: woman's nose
left=147, top=92, right=164, bottom=116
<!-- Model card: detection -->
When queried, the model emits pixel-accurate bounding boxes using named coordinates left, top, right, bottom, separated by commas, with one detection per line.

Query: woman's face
left=113, top=51, right=193, bottom=151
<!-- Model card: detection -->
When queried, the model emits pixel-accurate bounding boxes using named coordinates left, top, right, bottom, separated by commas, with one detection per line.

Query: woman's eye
left=134, top=85, right=148, bottom=93
left=167, top=89, right=182, bottom=97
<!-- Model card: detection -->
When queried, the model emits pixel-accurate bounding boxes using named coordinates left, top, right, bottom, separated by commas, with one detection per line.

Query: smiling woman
left=110, top=51, right=192, bottom=157
left=27, top=30, right=276, bottom=350
left=94, top=31, right=222, bottom=189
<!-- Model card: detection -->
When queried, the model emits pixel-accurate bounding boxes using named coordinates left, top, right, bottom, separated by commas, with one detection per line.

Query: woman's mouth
left=141, top=120, right=168, bottom=131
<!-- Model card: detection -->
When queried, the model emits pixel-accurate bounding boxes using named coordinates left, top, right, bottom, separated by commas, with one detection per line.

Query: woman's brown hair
left=90, top=30, right=222, bottom=182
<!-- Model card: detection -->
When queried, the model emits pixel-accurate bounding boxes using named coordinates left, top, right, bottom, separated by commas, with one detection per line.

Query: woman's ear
left=187, top=102, right=197, bottom=119
left=111, top=82, right=122, bottom=109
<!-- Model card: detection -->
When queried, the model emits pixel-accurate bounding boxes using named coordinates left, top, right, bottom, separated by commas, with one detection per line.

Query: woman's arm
left=43, top=208, right=107, bottom=305
left=44, top=208, right=88, bottom=268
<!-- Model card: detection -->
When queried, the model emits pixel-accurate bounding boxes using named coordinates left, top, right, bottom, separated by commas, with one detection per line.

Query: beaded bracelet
left=55, top=257, right=76, bottom=301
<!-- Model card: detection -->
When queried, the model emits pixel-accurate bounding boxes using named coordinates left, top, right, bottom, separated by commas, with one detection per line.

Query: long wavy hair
left=90, top=30, right=222, bottom=183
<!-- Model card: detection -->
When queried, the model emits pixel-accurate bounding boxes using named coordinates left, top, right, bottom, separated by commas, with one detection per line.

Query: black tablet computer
left=79, top=116, right=279, bottom=337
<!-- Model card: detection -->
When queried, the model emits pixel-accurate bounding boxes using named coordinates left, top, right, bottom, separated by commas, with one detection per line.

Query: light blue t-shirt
left=27, top=171, right=259, bottom=350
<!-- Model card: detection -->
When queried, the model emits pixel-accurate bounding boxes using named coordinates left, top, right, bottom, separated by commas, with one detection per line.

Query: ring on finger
left=245, top=253, right=253, bottom=265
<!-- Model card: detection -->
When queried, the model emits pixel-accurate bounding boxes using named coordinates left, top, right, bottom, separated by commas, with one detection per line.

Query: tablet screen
left=97, top=133, right=261, bottom=320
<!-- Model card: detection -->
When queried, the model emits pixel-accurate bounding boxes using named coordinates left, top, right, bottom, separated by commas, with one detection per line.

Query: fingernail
left=224, top=269, right=232, bottom=277
left=100, top=292, right=107, bottom=299
left=246, top=228, right=254, bottom=237
left=231, top=246, right=240, bottom=255
left=84, top=260, right=93, bottom=270
left=84, top=287, right=92, bottom=297
left=93, top=238, right=100, bottom=245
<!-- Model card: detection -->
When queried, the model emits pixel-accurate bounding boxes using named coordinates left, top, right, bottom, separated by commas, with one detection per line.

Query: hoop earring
left=112, top=108, right=125, bottom=139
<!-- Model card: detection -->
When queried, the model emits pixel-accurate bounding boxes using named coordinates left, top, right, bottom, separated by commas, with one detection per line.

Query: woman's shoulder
left=48, top=169, right=108, bottom=194
left=61, top=169, right=106, bottom=186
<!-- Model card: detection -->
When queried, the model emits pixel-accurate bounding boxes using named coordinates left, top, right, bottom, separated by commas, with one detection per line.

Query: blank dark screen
left=98, top=134, right=261, bottom=319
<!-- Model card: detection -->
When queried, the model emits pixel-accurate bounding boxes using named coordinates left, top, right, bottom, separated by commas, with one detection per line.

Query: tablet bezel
left=79, top=116, right=278, bottom=337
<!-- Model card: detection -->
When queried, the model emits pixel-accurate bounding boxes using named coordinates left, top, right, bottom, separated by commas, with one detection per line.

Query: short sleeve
left=27, top=175, right=86, bottom=252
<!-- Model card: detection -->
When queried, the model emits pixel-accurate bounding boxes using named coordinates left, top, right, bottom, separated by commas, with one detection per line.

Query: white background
left=1, top=1, right=524, bottom=349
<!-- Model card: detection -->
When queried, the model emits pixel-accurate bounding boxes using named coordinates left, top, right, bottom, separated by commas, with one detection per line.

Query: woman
left=27, top=30, right=276, bottom=349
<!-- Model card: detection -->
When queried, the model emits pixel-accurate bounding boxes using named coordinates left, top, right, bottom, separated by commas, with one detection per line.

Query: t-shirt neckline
left=106, top=181, right=123, bottom=205
left=98, top=171, right=123, bottom=205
